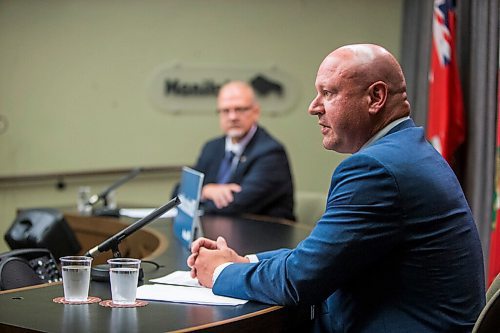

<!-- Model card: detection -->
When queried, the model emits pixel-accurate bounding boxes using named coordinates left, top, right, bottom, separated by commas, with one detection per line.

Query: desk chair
left=472, top=288, right=500, bottom=333
left=295, top=191, right=326, bottom=226
left=486, top=273, right=500, bottom=303
left=0, top=256, right=43, bottom=291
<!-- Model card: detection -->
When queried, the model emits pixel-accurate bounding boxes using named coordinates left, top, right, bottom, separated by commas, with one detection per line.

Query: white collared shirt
left=224, top=124, right=258, bottom=172
left=360, top=116, right=410, bottom=150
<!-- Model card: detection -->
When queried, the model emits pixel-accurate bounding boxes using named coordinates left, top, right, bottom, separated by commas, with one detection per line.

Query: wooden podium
left=64, top=213, right=168, bottom=265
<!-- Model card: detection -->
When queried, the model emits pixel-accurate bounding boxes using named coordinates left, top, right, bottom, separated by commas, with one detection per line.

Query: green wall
left=0, top=0, right=403, bottom=252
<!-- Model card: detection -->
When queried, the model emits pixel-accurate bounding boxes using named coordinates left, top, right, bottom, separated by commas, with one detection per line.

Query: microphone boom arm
left=88, top=167, right=143, bottom=206
left=85, top=196, right=181, bottom=258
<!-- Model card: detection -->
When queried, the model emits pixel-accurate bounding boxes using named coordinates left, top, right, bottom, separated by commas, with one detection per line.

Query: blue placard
left=173, top=167, right=204, bottom=248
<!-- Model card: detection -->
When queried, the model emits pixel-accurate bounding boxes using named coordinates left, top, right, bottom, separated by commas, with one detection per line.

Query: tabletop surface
left=0, top=214, right=312, bottom=332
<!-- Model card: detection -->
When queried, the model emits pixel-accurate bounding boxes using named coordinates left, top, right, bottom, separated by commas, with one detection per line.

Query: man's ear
left=368, top=81, right=388, bottom=115
left=253, top=103, right=261, bottom=121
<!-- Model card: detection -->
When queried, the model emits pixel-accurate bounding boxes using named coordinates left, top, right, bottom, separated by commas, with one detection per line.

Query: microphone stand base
left=92, top=208, right=120, bottom=218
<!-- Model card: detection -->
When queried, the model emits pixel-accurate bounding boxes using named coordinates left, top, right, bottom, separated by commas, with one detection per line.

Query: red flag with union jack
left=427, top=0, right=465, bottom=164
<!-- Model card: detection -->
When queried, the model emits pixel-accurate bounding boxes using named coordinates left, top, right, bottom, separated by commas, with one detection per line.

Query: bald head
left=325, top=44, right=408, bottom=101
left=309, top=44, right=411, bottom=153
left=218, top=81, right=257, bottom=102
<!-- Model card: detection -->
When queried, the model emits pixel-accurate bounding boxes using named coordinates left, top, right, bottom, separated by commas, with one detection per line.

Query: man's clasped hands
left=187, top=236, right=249, bottom=288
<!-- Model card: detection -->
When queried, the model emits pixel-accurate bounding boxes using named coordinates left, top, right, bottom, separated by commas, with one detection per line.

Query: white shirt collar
left=360, top=116, right=410, bottom=150
left=225, top=124, right=258, bottom=156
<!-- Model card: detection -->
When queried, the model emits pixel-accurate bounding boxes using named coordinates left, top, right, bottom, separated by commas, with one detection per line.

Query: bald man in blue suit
left=188, top=44, right=485, bottom=332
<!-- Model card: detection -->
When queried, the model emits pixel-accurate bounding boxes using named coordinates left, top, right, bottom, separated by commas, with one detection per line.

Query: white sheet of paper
left=150, top=270, right=203, bottom=288
left=136, top=284, right=248, bottom=306
left=119, top=207, right=178, bottom=219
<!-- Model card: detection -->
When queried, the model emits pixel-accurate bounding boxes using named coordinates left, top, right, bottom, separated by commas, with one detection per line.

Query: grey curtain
left=401, top=0, right=499, bottom=272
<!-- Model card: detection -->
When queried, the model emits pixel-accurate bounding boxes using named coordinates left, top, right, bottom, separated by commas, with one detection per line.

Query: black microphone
left=85, top=196, right=180, bottom=258
left=84, top=197, right=181, bottom=281
left=88, top=167, right=143, bottom=207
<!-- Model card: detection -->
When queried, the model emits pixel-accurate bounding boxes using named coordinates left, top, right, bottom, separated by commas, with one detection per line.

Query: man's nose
left=227, top=110, right=240, bottom=120
left=308, top=95, right=323, bottom=115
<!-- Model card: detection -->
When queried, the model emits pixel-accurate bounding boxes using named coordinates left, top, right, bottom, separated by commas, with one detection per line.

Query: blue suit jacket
left=213, top=119, right=485, bottom=332
left=194, top=126, right=295, bottom=221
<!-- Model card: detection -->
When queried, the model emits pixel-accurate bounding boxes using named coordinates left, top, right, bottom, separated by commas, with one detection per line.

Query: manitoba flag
left=427, top=0, right=465, bottom=164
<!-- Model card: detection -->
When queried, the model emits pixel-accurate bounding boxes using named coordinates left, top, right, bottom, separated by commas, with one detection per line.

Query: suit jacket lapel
left=232, top=127, right=261, bottom=181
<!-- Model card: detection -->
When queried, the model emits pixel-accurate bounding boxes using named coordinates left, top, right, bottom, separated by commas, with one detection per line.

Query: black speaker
left=0, top=248, right=61, bottom=290
left=0, top=257, right=43, bottom=291
left=4, top=208, right=81, bottom=260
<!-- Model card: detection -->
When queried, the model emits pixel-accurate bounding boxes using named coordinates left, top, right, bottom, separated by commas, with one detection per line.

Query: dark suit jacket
left=213, top=119, right=485, bottom=332
left=193, top=126, right=294, bottom=221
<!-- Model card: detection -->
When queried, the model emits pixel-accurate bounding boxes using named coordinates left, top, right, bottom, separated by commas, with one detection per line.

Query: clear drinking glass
left=108, top=258, right=141, bottom=305
left=60, top=256, right=93, bottom=302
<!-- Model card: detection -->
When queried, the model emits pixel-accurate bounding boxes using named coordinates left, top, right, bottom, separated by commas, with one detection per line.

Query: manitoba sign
left=149, top=64, right=300, bottom=115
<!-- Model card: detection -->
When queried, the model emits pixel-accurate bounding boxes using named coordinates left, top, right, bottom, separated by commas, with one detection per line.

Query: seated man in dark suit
left=188, top=44, right=485, bottom=332
left=186, top=81, right=294, bottom=221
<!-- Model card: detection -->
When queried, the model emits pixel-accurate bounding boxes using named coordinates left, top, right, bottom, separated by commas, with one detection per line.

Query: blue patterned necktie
left=217, top=151, right=235, bottom=184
